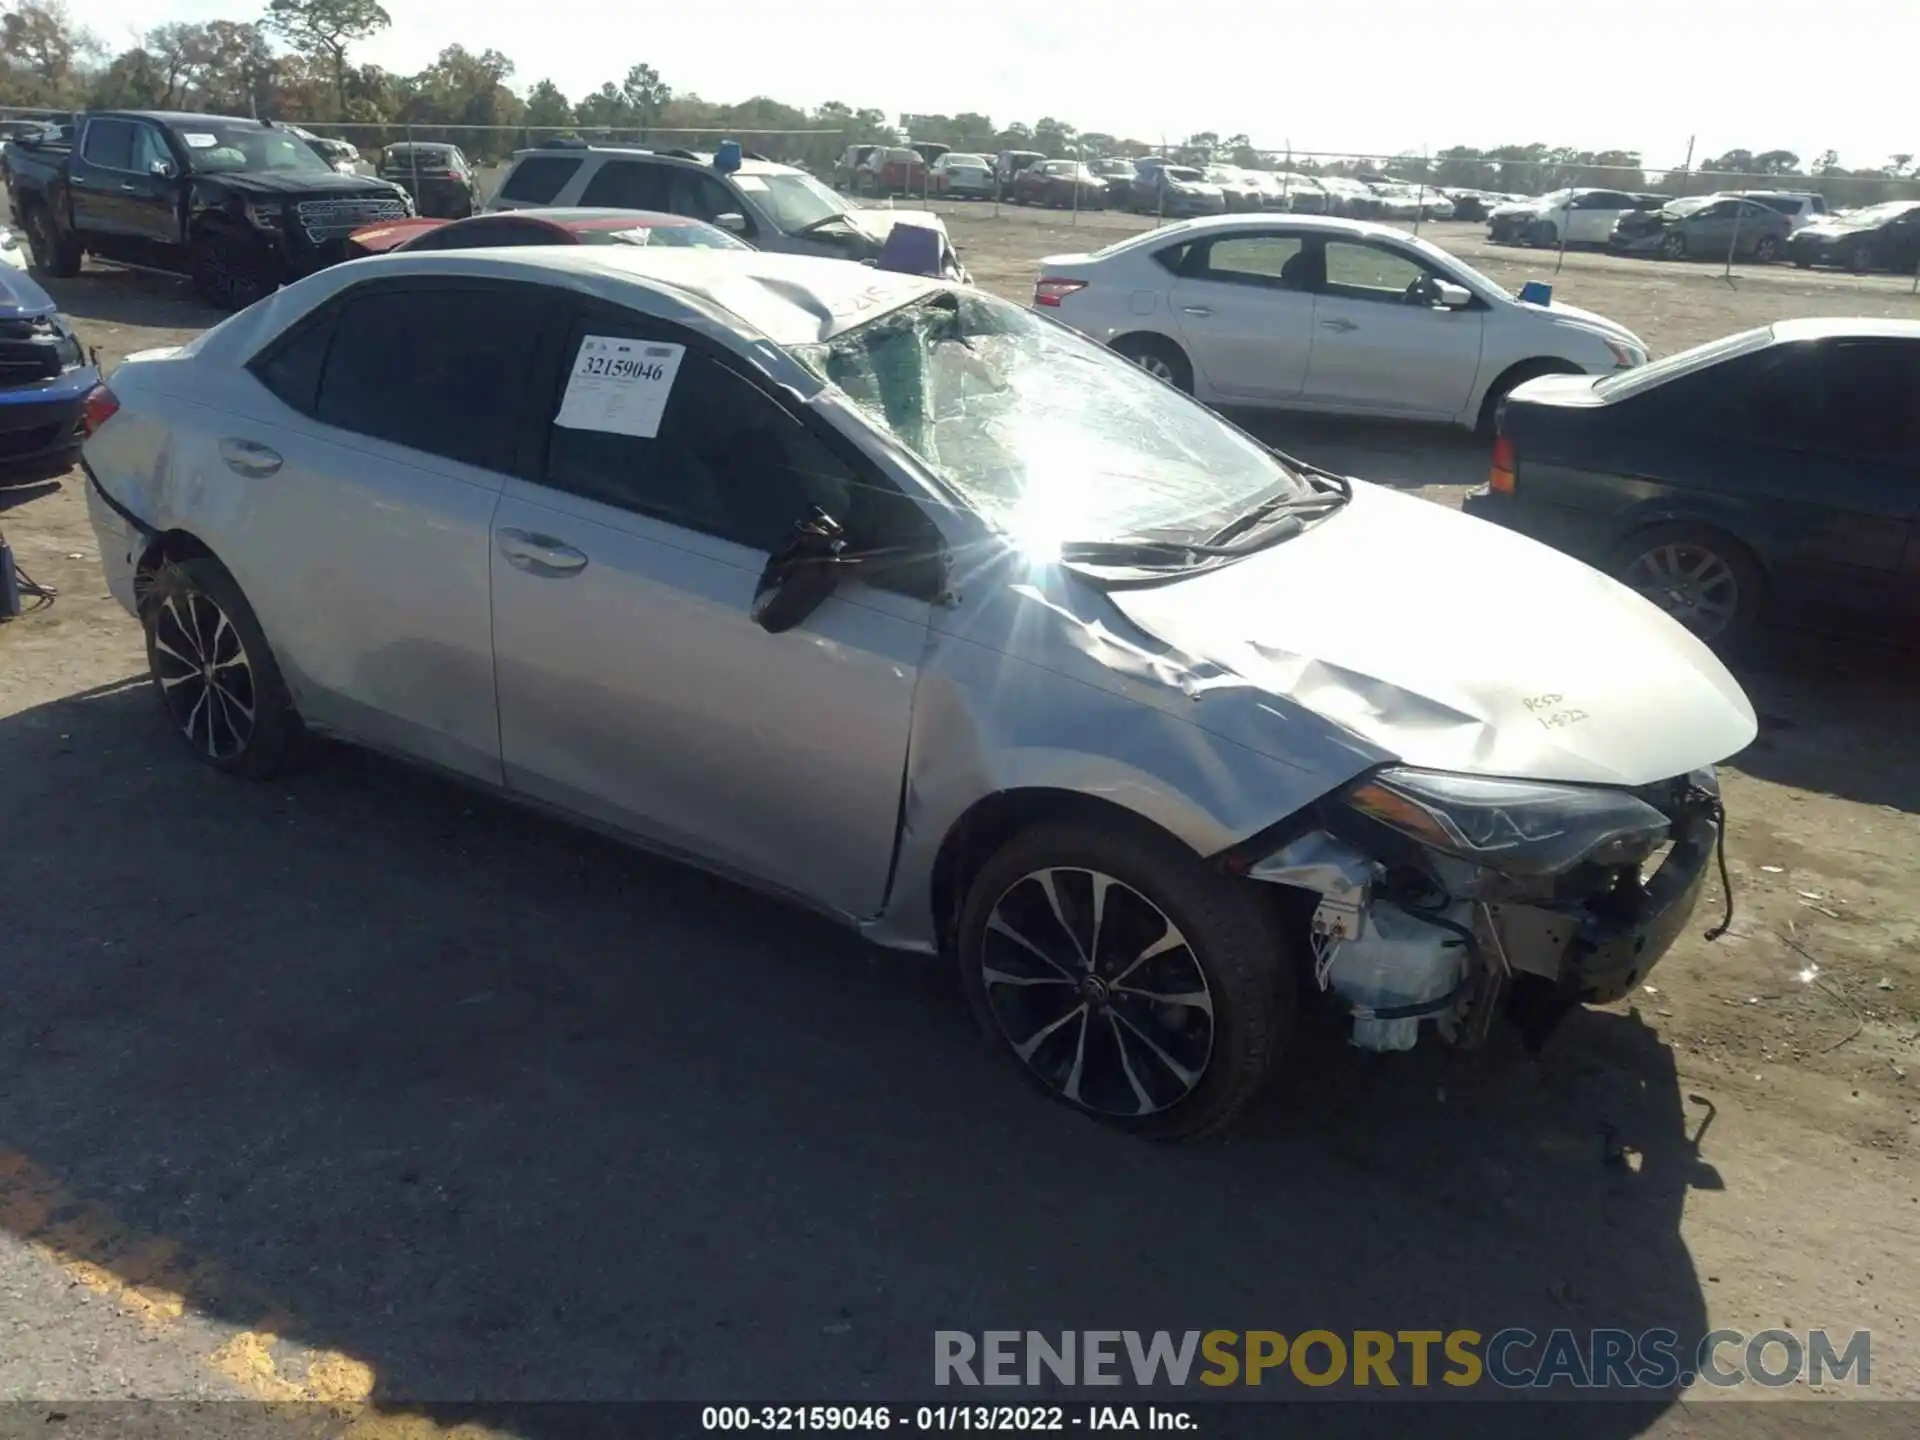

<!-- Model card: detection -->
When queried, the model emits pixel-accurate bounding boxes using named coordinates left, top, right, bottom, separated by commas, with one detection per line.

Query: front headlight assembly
left=1340, top=766, right=1671, bottom=878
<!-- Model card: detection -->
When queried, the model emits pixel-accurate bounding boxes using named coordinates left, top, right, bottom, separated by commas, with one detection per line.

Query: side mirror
left=1435, top=280, right=1473, bottom=309
left=715, top=211, right=749, bottom=234
left=752, top=508, right=848, bottom=634
left=150, top=158, right=175, bottom=178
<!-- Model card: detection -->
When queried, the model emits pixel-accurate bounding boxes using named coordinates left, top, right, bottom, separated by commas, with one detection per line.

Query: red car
left=1011, top=160, right=1107, bottom=210
left=345, top=208, right=752, bottom=258
left=854, top=147, right=928, bottom=199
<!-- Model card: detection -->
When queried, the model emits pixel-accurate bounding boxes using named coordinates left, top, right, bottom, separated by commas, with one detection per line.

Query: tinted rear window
left=315, top=285, right=552, bottom=472
left=499, top=154, right=584, bottom=203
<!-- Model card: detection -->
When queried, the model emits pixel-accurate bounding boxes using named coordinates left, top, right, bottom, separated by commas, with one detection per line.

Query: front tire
left=141, top=556, right=306, bottom=778
left=957, top=818, right=1293, bottom=1140
left=190, top=231, right=278, bottom=311
left=1660, top=231, right=1687, bottom=260
left=1848, top=242, right=1875, bottom=274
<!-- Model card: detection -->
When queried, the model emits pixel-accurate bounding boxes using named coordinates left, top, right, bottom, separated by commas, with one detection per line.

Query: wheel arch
left=1474, top=356, right=1585, bottom=434
left=133, top=529, right=223, bottom=614
left=928, top=789, right=1198, bottom=955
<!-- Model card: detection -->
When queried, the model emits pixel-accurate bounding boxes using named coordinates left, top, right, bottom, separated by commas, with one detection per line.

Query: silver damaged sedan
left=83, top=248, right=1757, bottom=1139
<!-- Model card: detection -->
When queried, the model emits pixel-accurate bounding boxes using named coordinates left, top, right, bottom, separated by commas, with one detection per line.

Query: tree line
left=2, top=0, right=1913, bottom=205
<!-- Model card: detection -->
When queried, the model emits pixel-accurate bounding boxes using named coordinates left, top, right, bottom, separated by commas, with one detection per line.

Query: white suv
left=486, top=142, right=957, bottom=264
left=1731, top=190, right=1830, bottom=231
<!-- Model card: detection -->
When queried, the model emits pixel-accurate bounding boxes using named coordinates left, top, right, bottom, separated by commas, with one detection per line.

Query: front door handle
left=1319, top=318, right=1359, bottom=333
left=120, top=183, right=138, bottom=193
left=218, top=438, right=282, bottom=476
left=1180, top=305, right=1214, bottom=317
left=496, top=528, right=589, bottom=577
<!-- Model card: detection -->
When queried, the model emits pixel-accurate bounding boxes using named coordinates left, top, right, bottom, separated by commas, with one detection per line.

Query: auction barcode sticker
left=554, top=336, right=686, bottom=439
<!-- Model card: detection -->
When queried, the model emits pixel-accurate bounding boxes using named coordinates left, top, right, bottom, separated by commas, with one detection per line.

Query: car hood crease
left=1103, top=483, right=1757, bottom=787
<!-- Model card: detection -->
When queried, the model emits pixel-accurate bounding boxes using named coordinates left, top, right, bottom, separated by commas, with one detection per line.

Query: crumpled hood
left=215, top=171, right=409, bottom=199
left=840, top=208, right=950, bottom=244
left=0, top=265, right=57, bottom=317
left=1105, top=482, right=1756, bottom=787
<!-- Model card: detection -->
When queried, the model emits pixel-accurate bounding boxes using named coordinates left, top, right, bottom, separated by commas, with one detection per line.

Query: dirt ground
left=1, top=213, right=1917, bottom=1427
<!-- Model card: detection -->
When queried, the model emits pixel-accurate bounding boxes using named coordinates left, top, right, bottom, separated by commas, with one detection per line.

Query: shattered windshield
left=789, top=290, right=1309, bottom=549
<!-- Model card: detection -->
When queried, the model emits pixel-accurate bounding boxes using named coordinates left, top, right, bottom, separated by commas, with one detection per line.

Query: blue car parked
left=0, top=258, right=99, bottom=478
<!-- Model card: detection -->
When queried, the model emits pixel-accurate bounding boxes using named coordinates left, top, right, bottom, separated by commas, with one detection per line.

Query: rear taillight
left=1033, top=278, right=1087, bottom=307
left=80, top=384, right=119, bottom=436
left=1489, top=435, right=1516, bottom=494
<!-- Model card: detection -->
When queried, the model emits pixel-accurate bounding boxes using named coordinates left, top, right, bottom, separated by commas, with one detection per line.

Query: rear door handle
left=1180, top=305, right=1214, bottom=317
left=120, top=183, right=138, bottom=192
left=218, top=438, right=282, bottom=476
left=496, top=527, right=589, bottom=577
left=1319, top=318, right=1359, bottom=333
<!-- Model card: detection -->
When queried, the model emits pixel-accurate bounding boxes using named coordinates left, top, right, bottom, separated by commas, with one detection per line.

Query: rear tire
left=1610, top=521, right=1765, bottom=648
left=1112, top=333, right=1194, bottom=394
left=957, top=817, right=1293, bottom=1141
left=1751, top=234, right=1779, bottom=263
left=140, top=555, right=307, bottom=778
left=23, top=200, right=82, bottom=277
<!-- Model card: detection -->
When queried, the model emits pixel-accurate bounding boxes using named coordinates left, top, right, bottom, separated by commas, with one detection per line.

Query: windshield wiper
left=1202, top=476, right=1351, bottom=547
left=793, top=213, right=857, bottom=237
left=1061, top=516, right=1305, bottom=570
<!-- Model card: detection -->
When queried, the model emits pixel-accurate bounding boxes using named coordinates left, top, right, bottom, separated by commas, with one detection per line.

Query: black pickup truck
left=5, top=110, right=414, bottom=309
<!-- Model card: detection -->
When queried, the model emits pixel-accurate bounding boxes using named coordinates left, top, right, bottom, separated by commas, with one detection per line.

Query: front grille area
left=0, top=319, right=65, bottom=389
left=294, top=196, right=411, bottom=243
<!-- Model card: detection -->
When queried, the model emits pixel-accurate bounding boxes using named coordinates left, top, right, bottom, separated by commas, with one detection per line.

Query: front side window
left=81, top=119, right=135, bottom=171
left=790, top=289, right=1309, bottom=549
left=1320, top=241, right=1436, bottom=303
left=667, top=169, right=748, bottom=229
left=313, top=285, right=553, bottom=472
left=130, top=125, right=170, bottom=174
left=579, top=159, right=670, bottom=210
left=542, top=315, right=857, bottom=554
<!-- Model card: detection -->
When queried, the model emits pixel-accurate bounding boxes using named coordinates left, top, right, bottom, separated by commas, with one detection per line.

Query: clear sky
left=83, top=0, right=1911, bottom=171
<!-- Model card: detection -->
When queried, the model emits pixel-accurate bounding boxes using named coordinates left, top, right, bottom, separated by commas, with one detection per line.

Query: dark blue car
left=0, top=263, right=99, bottom=477
left=1464, top=318, right=1920, bottom=646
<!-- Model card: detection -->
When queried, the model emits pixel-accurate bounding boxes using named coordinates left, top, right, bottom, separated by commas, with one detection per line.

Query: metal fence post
left=406, top=122, right=419, bottom=217
left=1725, top=204, right=1743, bottom=284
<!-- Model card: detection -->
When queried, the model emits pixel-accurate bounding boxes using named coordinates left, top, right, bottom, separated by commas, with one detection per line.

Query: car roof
left=1769, top=318, right=1920, bottom=343
left=98, top=110, right=258, bottom=127
left=1132, top=213, right=1422, bottom=242
left=509, top=143, right=807, bottom=180
left=353, top=248, right=946, bottom=346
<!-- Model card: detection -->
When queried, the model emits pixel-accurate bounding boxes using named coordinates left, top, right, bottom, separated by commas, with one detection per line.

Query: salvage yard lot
left=1, top=211, right=1918, bottom=1424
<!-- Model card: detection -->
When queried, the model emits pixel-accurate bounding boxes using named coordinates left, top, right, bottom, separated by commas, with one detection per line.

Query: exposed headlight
left=1603, top=338, right=1645, bottom=368
left=245, top=201, right=283, bottom=231
left=1341, top=767, right=1671, bottom=877
left=0, top=226, right=17, bottom=250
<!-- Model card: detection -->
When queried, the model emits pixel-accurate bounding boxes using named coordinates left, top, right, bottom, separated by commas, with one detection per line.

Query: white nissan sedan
left=1033, top=214, right=1649, bottom=433
left=83, top=248, right=1750, bottom=1139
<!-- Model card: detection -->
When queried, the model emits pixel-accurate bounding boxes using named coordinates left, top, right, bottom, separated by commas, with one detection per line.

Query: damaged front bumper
left=1234, top=768, right=1725, bottom=1051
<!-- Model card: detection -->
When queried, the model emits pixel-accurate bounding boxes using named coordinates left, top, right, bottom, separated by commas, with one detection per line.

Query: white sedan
left=1033, top=215, right=1648, bottom=432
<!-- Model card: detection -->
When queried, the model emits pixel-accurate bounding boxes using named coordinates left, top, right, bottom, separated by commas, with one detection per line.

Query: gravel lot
left=1, top=211, right=1917, bottom=1433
